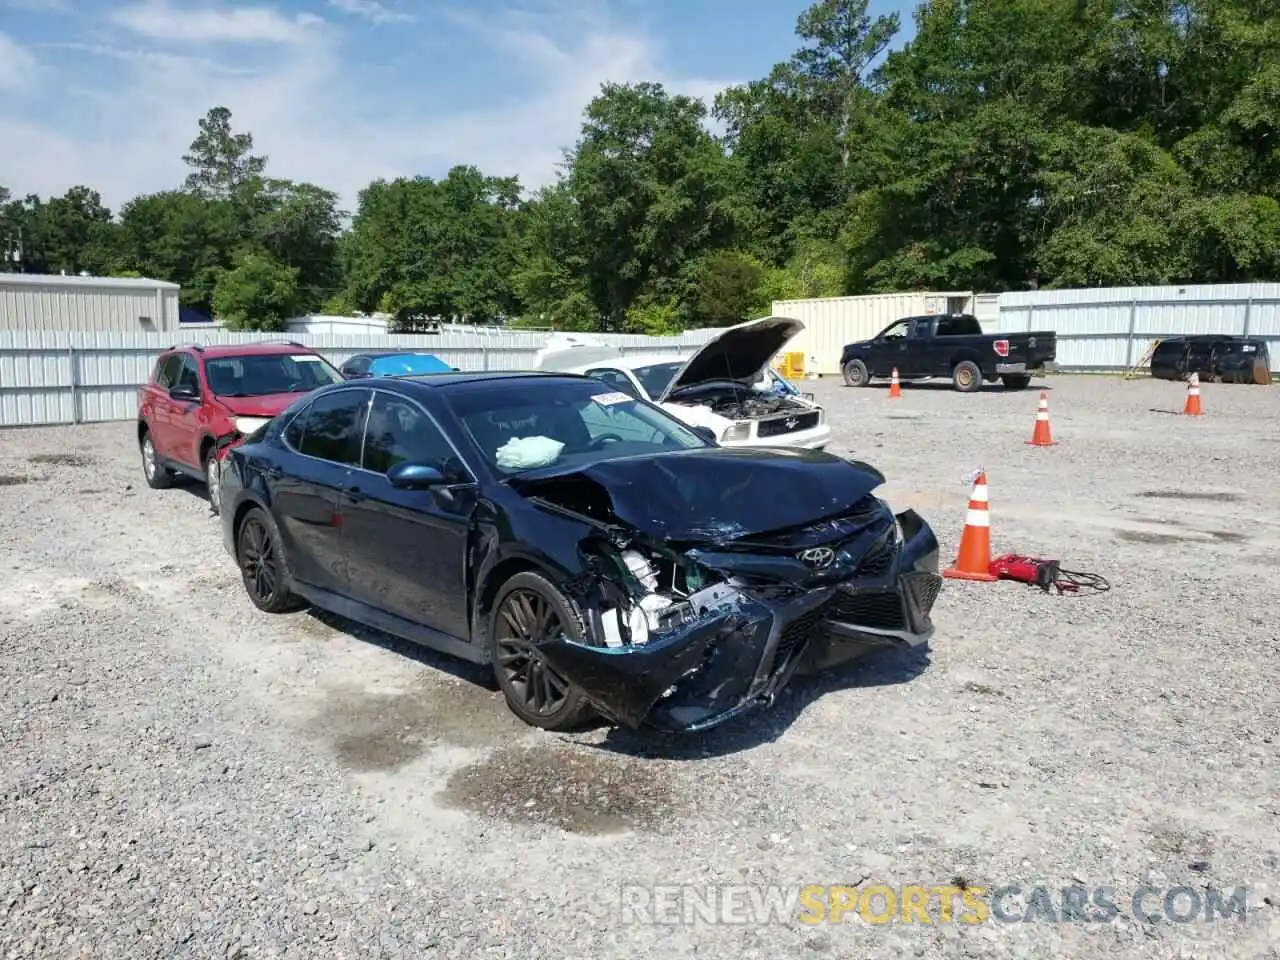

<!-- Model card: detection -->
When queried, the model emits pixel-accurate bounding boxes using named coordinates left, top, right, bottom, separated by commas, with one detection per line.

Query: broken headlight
left=720, top=421, right=752, bottom=443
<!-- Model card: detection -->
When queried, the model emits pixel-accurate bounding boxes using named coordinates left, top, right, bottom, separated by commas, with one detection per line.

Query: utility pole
left=2, top=228, right=23, bottom=273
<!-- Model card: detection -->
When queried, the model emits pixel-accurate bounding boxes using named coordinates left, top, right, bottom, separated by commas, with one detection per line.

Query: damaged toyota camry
left=218, top=372, right=942, bottom=733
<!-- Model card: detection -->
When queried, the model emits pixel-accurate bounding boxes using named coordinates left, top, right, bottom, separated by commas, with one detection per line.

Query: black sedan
left=218, top=372, right=942, bottom=733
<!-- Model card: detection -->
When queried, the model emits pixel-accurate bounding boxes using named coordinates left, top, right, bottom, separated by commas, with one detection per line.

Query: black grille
left=771, top=608, right=825, bottom=671
left=757, top=411, right=820, bottom=438
left=905, top=573, right=942, bottom=616
left=825, top=590, right=906, bottom=631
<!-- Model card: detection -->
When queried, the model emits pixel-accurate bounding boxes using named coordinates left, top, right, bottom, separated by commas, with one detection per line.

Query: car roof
left=168, top=342, right=324, bottom=359
left=385, top=370, right=594, bottom=390
left=562, top=352, right=686, bottom=371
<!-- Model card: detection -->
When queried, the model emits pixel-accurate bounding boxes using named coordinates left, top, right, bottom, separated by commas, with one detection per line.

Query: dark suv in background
left=136, top=341, right=345, bottom=514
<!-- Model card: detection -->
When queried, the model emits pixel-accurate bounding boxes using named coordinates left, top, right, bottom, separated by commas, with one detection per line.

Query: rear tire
left=1001, top=374, right=1032, bottom=390
left=952, top=361, right=983, bottom=393
left=140, top=429, right=174, bottom=489
left=488, top=571, right=596, bottom=731
left=842, top=359, right=870, bottom=388
left=235, top=507, right=304, bottom=614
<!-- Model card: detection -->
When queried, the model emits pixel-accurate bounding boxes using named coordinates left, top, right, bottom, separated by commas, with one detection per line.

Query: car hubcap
left=239, top=518, right=277, bottom=601
left=495, top=589, right=571, bottom=716
left=959, top=369, right=972, bottom=387
left=142, top=438, right=155, bottom=478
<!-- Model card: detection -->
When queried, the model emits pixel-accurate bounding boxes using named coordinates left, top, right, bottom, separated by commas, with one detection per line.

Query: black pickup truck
left=839, top=313, right=1057, bottom=392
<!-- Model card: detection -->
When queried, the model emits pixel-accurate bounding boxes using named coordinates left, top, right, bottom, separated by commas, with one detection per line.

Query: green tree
left=114, top=191, right=241, bottom=313
left=790, top=0, right=899, bottom=174
left=212, top=252, right=300, bottom=331
left=341, top=166, right=522, bottom=324
left=183, top=106, right=268, bottom=199
left=567, top=81, right=735, bottom=329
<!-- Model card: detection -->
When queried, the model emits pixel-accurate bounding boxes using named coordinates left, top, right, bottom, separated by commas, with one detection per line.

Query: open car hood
left=657, top=316, right=804, bottom=402
left=507, top=446, right=884, bottom=544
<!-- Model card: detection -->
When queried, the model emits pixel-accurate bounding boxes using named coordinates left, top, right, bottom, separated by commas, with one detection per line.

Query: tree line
left=2, top=0, right=1277, bottom=333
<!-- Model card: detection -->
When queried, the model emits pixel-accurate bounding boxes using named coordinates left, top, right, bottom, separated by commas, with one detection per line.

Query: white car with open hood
left=533, top=316, right=830, bottom=450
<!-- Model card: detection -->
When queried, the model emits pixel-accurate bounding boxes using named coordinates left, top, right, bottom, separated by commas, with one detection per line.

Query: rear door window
left=173, top=354, right=201, bottom=394
left=154, top=353, right=182, bottom=388
left=935, top=315, right=982, bottom=336
left=296, top=389, right=371, bottom=466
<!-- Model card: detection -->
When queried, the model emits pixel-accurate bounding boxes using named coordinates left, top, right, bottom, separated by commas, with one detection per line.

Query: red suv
left=136, top=341, right=345, bottom=515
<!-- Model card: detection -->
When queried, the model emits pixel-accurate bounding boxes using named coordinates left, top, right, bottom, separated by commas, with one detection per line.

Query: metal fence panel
left=998, top=283, right=1280, bottom=373
left=0, top=327, right=725, bottom=427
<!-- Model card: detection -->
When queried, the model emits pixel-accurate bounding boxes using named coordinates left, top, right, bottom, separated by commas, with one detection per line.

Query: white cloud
left=0, top=32, right=39, bottom=90
left=0, top=1, right=736, bottom=213
left=327, top=0, right=413, bottom=25
left=110, top=0, right=325, bottom=45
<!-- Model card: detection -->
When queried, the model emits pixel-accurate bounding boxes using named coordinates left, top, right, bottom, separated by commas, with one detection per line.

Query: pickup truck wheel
left=842, top=359, right=870, bottom=388
left=1001, top=374, right=1032, bottom=390
left=952, top=361, right=983, bottom=393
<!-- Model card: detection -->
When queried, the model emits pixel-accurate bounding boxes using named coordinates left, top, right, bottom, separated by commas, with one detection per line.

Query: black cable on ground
left=1055, top=568, right=1111, bottom=593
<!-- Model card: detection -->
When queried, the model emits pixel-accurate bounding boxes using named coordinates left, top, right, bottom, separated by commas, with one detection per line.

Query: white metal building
left=772, top=291, right=975, bottom=375
left=0, top=273, right=181, bottom=333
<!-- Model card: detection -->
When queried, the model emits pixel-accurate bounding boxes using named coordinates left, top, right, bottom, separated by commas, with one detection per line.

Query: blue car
left=340, top=352, right=457, bottom=379
left=217, top=371, right=942, bottom=733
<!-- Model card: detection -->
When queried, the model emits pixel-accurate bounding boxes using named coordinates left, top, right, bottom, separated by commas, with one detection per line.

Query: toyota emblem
left=799, top=546, right=835, bottom=569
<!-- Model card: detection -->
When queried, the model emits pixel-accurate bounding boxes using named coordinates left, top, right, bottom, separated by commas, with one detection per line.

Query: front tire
left=203, top=446, right=221, bottom=517
left=952, top=360, right=983, bottom=393
left=842, top=359, right=870, bottom=388
left=488, top=572, right=596, bottom=731
left=236, top=507, right=304, bottom=613
left=140, top=429, right=174, bottom=489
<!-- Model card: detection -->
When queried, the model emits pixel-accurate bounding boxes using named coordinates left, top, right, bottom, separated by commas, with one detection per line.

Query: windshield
left=631, top=361, right=684, bottom=399
left=205, top=353, right=344, bottom=397
left=443, top=378, right=711, bottom=475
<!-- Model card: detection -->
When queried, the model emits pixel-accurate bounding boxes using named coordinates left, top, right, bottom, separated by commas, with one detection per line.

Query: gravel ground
left=1, top=373, right=1278, bottom=959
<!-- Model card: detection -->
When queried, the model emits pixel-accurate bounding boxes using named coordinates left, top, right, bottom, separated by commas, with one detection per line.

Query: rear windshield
left=631, top=362, right=684, bottom=398
left=205, top=353, right=344, bottom=397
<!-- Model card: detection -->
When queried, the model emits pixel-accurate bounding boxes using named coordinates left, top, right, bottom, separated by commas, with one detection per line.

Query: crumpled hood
left=659, top=315, right=804, bottom=401
left=213, top=393, right=302, bottom=417
left=508, top=446, right=884, bottom=543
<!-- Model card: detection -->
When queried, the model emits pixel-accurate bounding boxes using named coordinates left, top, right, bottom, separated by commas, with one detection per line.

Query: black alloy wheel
left=490, top=574, right=594, bottom=730
left=236, top=509, right=302, bottom=613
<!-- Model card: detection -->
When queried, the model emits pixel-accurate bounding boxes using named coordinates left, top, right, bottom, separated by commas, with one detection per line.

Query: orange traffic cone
left=1026, top=391, right=1057, bottom=446
left=944, top=472, right=998, bottom=582
left=1182, top=372, right=1203, bottom=416
left=889, top=368, right=902, bottom=398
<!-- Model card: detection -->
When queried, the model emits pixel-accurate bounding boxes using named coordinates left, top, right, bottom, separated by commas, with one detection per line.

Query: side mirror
left=169, top=384, right=198, bottom=401
left=690, top=425, right=717, bottom=444
left=387, top=461, right=446, bottom=490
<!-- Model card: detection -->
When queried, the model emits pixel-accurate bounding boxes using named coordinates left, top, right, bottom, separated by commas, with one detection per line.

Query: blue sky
left=0, top=0, right=919, bottom=213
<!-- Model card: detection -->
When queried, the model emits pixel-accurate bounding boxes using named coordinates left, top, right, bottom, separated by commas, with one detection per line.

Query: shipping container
left=0, top=273, right=180, bottom=332
left=771, top=291, right=975, bottom=375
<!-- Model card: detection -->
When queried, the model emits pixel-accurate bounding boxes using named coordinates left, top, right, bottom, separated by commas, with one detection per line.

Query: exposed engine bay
left=668, top=382, right=814, bottom=421
left=510, top=455, right=942, bottom=732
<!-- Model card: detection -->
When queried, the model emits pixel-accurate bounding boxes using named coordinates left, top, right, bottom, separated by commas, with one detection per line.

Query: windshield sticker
left=592, top=391, right=633, bottom=406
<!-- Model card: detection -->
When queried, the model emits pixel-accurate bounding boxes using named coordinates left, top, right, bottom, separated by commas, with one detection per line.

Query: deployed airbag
left=495, top=436, right=564, bottom=470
